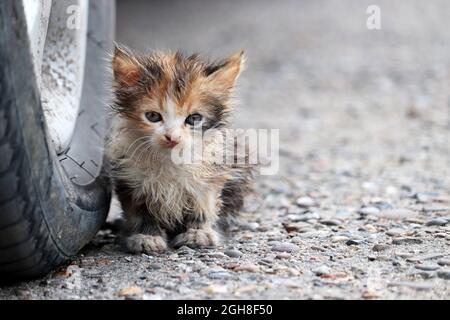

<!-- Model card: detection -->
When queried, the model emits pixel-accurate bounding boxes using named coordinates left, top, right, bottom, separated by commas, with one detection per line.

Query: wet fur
left=107, top=45, right=253, bottom=252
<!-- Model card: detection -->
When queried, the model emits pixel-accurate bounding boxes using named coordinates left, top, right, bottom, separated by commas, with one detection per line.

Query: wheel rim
left=23, top=0, right=89, bottom=154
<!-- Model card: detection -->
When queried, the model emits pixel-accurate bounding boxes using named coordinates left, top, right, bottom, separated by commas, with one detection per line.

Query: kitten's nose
left=164, top=134, right=180, bottom=145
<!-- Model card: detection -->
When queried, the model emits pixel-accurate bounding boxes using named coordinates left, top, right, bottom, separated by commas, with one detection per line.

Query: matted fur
left=106, top=45, right=253, bottom=252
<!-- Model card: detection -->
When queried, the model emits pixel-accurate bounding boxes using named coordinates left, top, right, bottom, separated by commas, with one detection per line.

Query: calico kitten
left=107, top=45, right=253, bottom=253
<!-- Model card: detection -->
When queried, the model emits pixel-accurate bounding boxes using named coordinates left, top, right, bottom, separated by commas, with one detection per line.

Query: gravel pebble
left=117, top=287, right=143, bottom=297
left=320, top=219, right=342, bottom=226
left=207, top=269, right=233, bottom=280
left=285, top=212, right=320, bottom=222
left=406, top=253, right=448, bottom=263
left=314, top=265, right=331, bottom=276
left=331, top=236, right=350, bottom=242
left=386, top=228, right=407, bottom=237
left=276, top=252, right=291, bottom=260
left=259, top=258, right=275, bottom=266
left=436, top=270, right=450, bottom=280
left=392, top=237, right=423, bottom=245
left=437, top=259, right=450, bottom=266
left=434, top=233, right=447, bottom=238
left=14, top=289, right=31, bottom=299
left=414, top=193, right=430, bottom=203
left=372, top=244, right=389, bottom=252
left=372, top=201, right=394, bottom=210
left=224, top=249, right=242, bottom=258
left=395, top=251, right=415, bottom=259
left=414, top=263, right=441, bottom=271
left=409, top=271, right=436, bottom=279
left=404, top=218, right=424, bottom=224
left=241, top=222, right=261, bottom=231
left=358, top=207, right=380, bottom=215
left=425, top=218, right=448, bottom=226
left=283, top=222, right=311, bottom=233
left=234, top=264, right=261, bottom=273
left=206, top=252, right=227, bottom=259
left=177, top=246, right=195, bottom=255
left=363, top=224, right=377, bottom=232
left=271, top=243, right=300, bottom=253
left=148, top=263, right=163, bottom=270
left=346, top=239, right=364, bottom=246
left=203, top=285, right=228, bottom=294
left=296, top=197, right=316, bottom=208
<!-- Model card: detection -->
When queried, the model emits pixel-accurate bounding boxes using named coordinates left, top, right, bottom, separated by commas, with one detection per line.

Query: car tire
left=0, top=0, right=114, bottom=280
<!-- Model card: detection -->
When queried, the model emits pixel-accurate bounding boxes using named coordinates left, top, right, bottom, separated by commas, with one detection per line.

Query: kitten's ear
left=112, top=45, right=142, bottom=86
left=206, top=50, right=246, bottom=91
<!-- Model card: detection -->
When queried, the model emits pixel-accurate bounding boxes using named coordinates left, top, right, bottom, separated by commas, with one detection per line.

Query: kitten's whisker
left=124, top=136, right=149, bottom=157
left=124, top=137, right=145, bottom=156
left=128, top=140, right=151, bottom=161
left=135, top=142, right=153, bottom=165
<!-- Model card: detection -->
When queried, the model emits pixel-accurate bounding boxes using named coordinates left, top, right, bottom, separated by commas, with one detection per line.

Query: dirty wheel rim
left=23, top=0, right=89, bottom=154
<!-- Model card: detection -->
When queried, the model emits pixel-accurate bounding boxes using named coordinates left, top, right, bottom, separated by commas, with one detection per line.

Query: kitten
left=106, top=45, right=254, bottom=253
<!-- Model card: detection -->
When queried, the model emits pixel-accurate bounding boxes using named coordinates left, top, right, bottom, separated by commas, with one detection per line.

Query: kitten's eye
left=145, top=112, right=162, bottom=123
left=185, top=113, right=203, bottom=126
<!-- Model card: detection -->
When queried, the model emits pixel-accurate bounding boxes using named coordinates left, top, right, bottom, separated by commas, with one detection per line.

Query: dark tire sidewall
left=0, top=1, right=113, bottom=277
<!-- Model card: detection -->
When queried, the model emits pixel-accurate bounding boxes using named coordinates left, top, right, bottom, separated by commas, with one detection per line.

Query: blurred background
left=116, top=0, right=449, bottom=187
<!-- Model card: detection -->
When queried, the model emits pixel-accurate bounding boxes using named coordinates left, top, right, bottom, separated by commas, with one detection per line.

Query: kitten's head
left=111, top=45, right=245, bottom=151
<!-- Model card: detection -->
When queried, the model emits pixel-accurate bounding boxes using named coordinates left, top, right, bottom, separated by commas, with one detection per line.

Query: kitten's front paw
left=172, top=228, right=220, bottom=249
left=124, top=234, right=168, bottom=253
